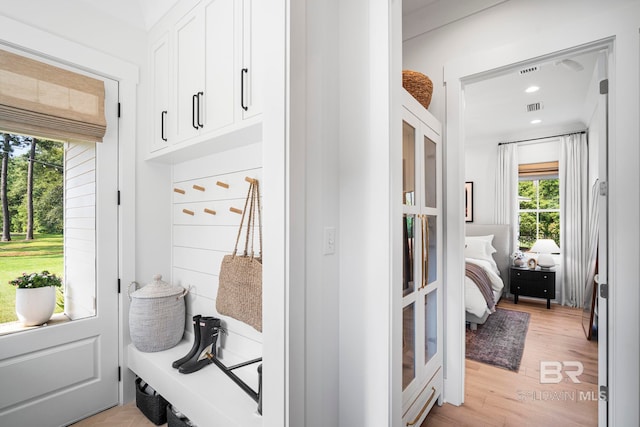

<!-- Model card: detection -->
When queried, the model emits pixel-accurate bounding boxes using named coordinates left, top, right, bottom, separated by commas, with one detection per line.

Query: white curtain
left=494, top=143, right=518, bottom=248
left=560, top=133, right=589, bottom=307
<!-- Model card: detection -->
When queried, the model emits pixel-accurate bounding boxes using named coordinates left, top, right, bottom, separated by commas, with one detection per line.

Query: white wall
left=0, top=1, right=146, bottom=64
left=170, top=144, right=263, bottom=389
left=464, top=139, right=560, bottom=234
left=404, top=0, right=640, bottom=425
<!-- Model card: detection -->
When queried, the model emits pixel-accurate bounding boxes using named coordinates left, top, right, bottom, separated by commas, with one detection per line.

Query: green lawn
left=0, top=234, right=63, bottom=323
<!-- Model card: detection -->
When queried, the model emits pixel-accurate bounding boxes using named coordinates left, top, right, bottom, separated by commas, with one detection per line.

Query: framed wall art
left=464, top=182, right=474, bottom=222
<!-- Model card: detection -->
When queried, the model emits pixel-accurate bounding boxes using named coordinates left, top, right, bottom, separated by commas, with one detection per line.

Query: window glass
left=518, top=177, right=560, bottom=250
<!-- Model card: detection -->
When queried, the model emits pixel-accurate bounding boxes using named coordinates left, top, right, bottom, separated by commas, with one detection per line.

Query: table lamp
left=530, top=239, right=560, bottom=268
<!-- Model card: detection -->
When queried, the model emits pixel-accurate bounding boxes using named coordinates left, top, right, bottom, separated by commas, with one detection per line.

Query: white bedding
left=465, top=257, right=504, bottom=318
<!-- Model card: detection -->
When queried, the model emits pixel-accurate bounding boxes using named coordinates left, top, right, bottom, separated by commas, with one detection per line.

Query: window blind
left=0, top=49, right=106, bottom=142
left=518, top=161, right=559, bottom=177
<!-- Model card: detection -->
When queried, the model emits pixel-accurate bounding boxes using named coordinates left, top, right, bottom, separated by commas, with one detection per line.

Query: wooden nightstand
left=510, top=267, right=555, bottom=309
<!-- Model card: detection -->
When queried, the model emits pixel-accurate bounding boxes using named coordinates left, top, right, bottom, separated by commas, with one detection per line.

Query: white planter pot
left=15, top=286, right=57, bottom=326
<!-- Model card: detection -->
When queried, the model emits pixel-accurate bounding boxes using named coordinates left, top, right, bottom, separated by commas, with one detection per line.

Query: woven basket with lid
left=402, top=70, right=433, bottom=109
left=129, top=274, right=187, bottom=352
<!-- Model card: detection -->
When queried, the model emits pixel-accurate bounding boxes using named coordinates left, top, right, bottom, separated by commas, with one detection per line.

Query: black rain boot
left=178, top=317, right=222, bottom=374
left=171, top=314, right=202, bottom=369
left=257, top=364, right=263, bottom=415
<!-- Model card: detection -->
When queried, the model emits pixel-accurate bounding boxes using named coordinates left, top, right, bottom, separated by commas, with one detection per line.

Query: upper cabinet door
left=175, top=8, right=205, bottom=143
left=147, top=0, right=263, bottom=161
left=241, top=0, right=262, bottom=120
left=150, top=33, right=170, bottom=152
left=204, top=0, right=236, bottom=132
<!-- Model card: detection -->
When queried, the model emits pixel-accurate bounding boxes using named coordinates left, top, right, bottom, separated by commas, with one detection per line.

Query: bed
left=465, top=224, right=512, bottom=330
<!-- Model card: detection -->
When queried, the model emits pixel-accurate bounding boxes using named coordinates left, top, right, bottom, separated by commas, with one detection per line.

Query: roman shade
left=518, top=161, right=559, bottom=177
left=0, top=48, right=106, bottom=142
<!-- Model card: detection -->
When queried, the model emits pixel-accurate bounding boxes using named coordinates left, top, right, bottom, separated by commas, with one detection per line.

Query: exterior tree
left=26, top=138, right=37, bottom=240
left=1, top=133, right=12, bottom=241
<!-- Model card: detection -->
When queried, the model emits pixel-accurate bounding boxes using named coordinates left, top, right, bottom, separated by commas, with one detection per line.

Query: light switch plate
left=323, top=227, right=336, bottom=255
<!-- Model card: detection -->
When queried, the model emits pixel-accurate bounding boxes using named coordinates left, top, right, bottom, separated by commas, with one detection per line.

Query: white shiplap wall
left=171, top=142, right=262, bottom=388
left=64, top=141, right=96, bottom=320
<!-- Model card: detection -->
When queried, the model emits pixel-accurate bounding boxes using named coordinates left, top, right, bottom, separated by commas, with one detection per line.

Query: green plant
left=9, top=270, right=62, bottom=289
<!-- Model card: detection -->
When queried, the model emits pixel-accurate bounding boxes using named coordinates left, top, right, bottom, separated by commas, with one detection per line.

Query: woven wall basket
left=402, top=70, right=433, bottom=110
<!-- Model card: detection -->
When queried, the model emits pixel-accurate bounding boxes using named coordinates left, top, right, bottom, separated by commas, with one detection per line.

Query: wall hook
left=245, top=177, right=257, bottom=184
left=230, top=207, right=243, bottom=215
left=174, top=188, right=186, bottom=194
left=193, top=184, right=206, bottom=192
left=204, top=208, right=217, bottom=215
left=182, top=209, right=195, bottom=216
left=216, top=181, right=230, bottom=189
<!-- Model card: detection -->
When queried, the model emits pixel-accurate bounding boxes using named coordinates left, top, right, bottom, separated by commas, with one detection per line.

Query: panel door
left=0, top=78, right=119, bottom=426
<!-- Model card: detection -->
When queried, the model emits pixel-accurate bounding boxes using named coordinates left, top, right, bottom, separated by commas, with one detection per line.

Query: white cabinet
left=240, top=0, right=261, bottom=120
left=401, top=89, right=443, bottom=426
left=150, top=33, right=170, bottom=152
left=148, top=0, right=262, bottom=162
left=174, top=0, right=235, bottom=143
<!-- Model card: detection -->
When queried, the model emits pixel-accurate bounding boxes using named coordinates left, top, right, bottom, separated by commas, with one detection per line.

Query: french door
left=401, top=98, right=443, bottom=426
left=0, top=78, right=120, bottom=426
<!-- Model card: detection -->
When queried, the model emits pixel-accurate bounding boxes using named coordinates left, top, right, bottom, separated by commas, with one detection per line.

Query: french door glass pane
left=426, top=215, right=437, bottom=285
left=403, top=303, right=415, bottom=390
left=402, top=121, right=416, bottom=205
left=403, top=215, right=415, bottom=297
left=425, top=289, right=437, bottom=364
left=424, top=136, right=436, bottom=208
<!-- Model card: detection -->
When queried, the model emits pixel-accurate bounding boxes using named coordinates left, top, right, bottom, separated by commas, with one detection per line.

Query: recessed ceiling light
left=525, top=86, right=540, bottom=93
left=531, top=119, right=542, bottom=124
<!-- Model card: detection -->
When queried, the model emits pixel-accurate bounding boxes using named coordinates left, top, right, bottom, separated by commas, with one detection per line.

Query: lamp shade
left=530, top=239, right=560, bottom=268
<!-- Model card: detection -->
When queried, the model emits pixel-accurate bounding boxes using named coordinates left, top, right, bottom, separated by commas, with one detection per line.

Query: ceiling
left=77, top=0, right=178, bottom=30
left=463, top=50, right=599, bottom=144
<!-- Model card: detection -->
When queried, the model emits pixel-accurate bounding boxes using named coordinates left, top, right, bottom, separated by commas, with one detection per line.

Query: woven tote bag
left=216, top=180, right=263, bottom=331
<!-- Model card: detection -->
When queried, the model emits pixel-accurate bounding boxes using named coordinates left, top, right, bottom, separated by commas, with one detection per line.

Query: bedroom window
left=518, top=162, right=559, bottom=250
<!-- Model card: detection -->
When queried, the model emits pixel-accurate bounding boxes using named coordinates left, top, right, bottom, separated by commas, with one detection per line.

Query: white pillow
left=465, top=234, right=497, bottom=255
left=464, top=236, right=499, bottom=274
left=464, top=239, right=495, bottom=261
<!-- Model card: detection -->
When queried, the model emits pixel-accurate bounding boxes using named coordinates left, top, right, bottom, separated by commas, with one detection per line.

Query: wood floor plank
left=422, top=299, right=598, bottom=426
left=70, top=402, right=165, bottom=427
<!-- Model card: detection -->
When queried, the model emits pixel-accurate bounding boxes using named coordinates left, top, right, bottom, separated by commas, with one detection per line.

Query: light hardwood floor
left=422, top=298, right=598, bottom=427
left=77, top=299, right=597, bottom=427
left=70, top=402, right=162, bottom=427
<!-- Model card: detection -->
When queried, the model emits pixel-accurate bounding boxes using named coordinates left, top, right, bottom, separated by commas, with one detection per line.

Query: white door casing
left=595, top=49, right=608, bottom=426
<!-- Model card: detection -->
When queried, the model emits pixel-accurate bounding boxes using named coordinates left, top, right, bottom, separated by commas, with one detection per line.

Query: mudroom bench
left=128, top=340, right=262, bottom=427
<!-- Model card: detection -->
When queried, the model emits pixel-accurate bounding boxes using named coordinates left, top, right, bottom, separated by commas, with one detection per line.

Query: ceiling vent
left=519, top=65, right=540, bottom=75
left=526, top=102, right=543, bottom=112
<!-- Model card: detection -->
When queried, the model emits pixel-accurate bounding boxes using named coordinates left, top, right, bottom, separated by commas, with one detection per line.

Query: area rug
left=466, top=308, right=530, bottom=372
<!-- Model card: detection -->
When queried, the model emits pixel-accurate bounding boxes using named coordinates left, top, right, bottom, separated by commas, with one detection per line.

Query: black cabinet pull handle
left=197, top=91, right=204, bottom=128
left=192, top=94, right=199, bottom=129
left=241, top=68, right=248, bottom=111
left=161, top=110, right=167, bottom=141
